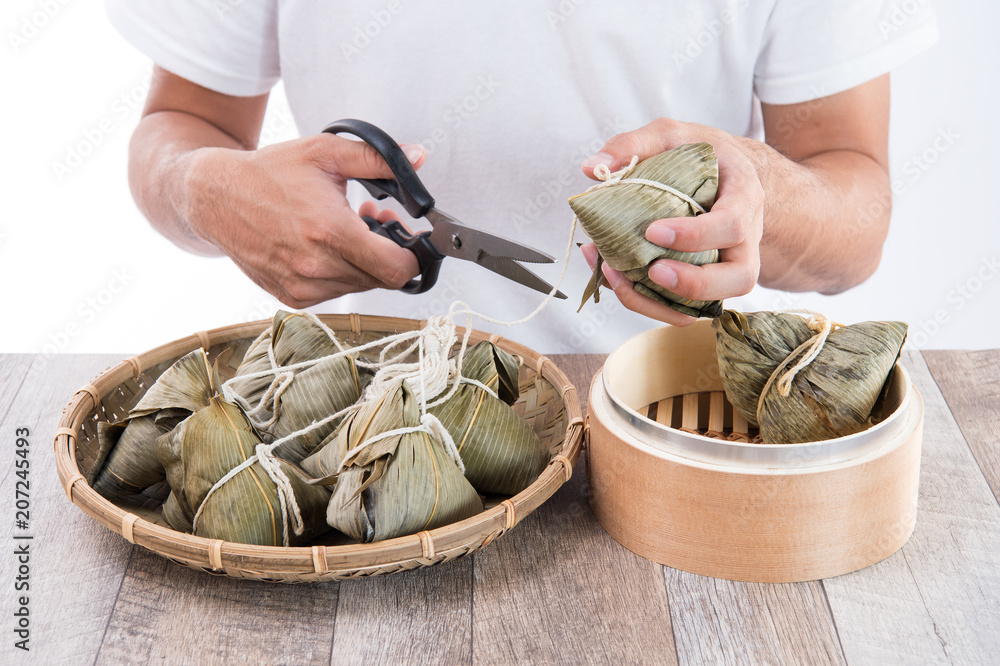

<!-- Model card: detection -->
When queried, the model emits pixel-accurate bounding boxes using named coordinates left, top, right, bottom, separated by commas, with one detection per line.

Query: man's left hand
left=579, top=118, right=766, bottom=326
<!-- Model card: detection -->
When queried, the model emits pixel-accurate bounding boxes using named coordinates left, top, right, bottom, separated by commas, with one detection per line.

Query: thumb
left=311, top=134, right=426, bottom=180
left=581, top=119, right=684, bottom=180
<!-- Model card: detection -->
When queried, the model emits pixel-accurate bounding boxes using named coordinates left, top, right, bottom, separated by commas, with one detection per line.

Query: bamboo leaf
left=90, top=409, right=187, bottom=499
left=271, top=310, right=347, bottom=365
left=268, top=354, right=370, bottom=463
left=757, top=320, right=908, bottom=443
left=428, top=383, right=548, bottom=495
left=459, top=341, right=520, bottom=405
left=429, top=341, right=548, bottom=495
left=130, top=349, right=220, bottom=417
left=712, top=310, right=815, bottom=426
left=570, top=143, right=722, bottom=318
left=321, top=381, right=483, bottom=543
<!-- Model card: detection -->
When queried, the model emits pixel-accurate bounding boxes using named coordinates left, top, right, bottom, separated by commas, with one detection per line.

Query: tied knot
left=590, top=156, right=639, bottom=189
left=773, top=310, right=845, bottom=397
left=584, top=155, right=706, bottom=214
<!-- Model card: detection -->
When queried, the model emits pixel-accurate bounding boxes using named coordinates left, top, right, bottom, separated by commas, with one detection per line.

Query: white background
left=1, top=0, right=997, bottom=357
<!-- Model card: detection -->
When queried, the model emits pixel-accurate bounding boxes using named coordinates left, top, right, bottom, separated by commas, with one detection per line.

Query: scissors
left=322, top=119, right=566, bottom=299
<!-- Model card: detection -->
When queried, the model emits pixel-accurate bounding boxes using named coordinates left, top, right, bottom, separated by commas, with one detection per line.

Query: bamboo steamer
left=53, top=314, right=582, bottom=583
left=586, top=320, right=923, bottom=582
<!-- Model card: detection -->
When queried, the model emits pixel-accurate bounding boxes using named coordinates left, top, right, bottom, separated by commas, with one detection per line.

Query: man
left=108, top=1, right=937, bottom=352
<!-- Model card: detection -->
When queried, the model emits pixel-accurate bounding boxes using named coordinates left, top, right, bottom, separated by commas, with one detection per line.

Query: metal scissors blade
left=425, top=209, right=555, bottom=264
left=476, top=253, right=568, bottom=300
left=426, top=208, right=567, bottom=299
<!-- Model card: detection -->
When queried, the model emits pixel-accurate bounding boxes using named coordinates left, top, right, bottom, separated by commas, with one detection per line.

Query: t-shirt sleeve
left=754, top=0, right=939, bottom=105
left=105, top=0, right=280, bottom=97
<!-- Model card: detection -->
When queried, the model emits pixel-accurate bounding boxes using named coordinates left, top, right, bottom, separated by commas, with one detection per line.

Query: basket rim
left=54, top=313, right=584, bottom=581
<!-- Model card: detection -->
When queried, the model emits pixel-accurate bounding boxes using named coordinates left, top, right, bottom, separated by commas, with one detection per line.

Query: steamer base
left=586, top=321, right=923, bottom=583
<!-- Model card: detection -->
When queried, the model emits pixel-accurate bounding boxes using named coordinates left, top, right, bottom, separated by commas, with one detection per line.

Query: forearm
left=127, top=111, right=248, bottom=256
left=751, top=141, right=891, bottom=294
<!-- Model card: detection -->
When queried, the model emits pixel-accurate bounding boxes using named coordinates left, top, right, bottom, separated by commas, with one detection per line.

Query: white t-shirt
left=107, top=0, right=937, bottom=353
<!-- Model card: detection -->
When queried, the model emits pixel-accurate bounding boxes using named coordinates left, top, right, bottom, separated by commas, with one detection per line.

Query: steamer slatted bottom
left=641, top=391, right=760, bottom=442
left=586, top=321, right=924, bottom=583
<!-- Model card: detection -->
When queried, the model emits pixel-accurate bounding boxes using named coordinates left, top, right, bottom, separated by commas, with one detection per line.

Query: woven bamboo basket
left=53, top=314, right=583, bottom=583
left=586, top=320, right=923, bottom=583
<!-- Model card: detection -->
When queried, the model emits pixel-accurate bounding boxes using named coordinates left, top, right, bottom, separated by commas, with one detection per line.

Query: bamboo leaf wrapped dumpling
left=711, top=310, right=815, bottom=427
left=156, top=396, right=330, bottom=546
left=428, top=341, right=549, bottom=495
left=229, top=309, right=364, bottom=407
left=227, top=310, right=371, bottom=463
left=712, top=310, right=908, bottom=444
left=569, top=143, right=721, bottom=318
left=266, top=354, right=372, bottom=464
left=302, top=380, right=483, bottom=543
left=90, top=349, right=220, bottom=500
left=756, top=320, right=908, bottom=444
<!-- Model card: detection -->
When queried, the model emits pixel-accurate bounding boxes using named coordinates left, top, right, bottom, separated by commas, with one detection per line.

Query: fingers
left=309, top=134, right=425, bottom=180
left=580, top=243, right=696, bottom=326
left=581, top=118, right=697, bottom=180
left=580, top=242, right=600, bottom=267
left=264, top=217, right=420, bottom=307
left=232, top=254, right=381, bottom=310
left=647, top=250, right=760, bottom=303
left=580, top=241, right=758, bottom=320
left=641, top=132, right=764, bottom=258
left=600, top=263, right=698, bottom=326
left=645, top=203, right=761, bottom=254
left=329, top=211, right=421, bottom=289
left=357, top=200, right=409, bottom=230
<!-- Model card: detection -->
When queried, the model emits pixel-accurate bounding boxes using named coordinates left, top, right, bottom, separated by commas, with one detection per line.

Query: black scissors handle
left=361, top=216, right=443, bottom=294
left=322, top=119, right=433, bottom=218
left=323, top=119, right=443, bottom=294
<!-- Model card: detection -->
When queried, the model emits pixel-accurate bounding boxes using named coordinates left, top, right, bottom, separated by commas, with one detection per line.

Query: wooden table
left=2, top=350, right=998, bottom=664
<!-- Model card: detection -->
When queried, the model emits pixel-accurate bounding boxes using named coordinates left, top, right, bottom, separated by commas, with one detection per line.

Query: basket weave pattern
left=54, top=315, right=583, bottom=583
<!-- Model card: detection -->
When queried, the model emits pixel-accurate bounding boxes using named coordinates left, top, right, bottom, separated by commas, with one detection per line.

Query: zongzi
left=228, top=309, right=364, bottom=408
left=713, top=310, right=908, bottom=444
left=427, top=341, right=549, bottom=495
left=756, top=320, right=908, bottom=444
left=226, top=310, right=371, bottom=463
left=303, top=379, right=483, bottom=543
left=90, top=349, right=220, bottom=500
left=570, top=143, right=721, bottom=318
left=156, top=395, right=330, bottom=546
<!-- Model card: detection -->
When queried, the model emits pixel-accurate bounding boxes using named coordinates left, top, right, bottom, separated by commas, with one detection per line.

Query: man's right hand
left=128, top=66, right=422, bottom=308
left=179, top=135, right=423, bottom=307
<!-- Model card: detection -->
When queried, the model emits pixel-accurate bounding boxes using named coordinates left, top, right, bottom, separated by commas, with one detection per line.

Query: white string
left=590, top=156, right=706, bottom=214
left=337, top=410, right=465, bottom=475
left=773, top=309, right=844, bottom=397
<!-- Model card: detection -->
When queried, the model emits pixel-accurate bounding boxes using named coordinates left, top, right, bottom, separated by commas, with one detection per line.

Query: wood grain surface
left=0, top=350, right=997, bottom=665
left=331, top=559, right=473, bottom=665
left=0, top=355, right=130, bottom=665
left=924, top=349, right=1000, bottom=504
left=664, top=571, right=845, bottom=666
